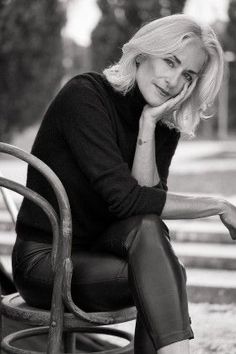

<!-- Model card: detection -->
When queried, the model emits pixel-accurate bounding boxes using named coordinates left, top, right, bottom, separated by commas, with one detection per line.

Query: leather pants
left=12, top=214, right=194, bottom=352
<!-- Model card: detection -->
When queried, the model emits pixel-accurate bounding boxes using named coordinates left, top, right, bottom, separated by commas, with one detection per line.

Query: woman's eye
left=184, top=72, right=192, bottom=82
left=164, top=58, right=174, bottom=68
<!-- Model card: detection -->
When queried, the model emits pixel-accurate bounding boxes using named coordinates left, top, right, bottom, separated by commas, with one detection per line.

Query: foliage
left=223, top=0, right=236, bottom=130
left=0, top=0, right=66, bottom=141
left=91, top=0, right=186, bottom=72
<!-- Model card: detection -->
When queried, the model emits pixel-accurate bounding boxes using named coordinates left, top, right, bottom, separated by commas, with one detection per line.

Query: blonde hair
left=103, top=14, right=224, bottom=136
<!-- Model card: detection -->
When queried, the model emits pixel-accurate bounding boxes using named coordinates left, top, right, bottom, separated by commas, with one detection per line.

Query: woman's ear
left=135, top=54, right=145, bottom=65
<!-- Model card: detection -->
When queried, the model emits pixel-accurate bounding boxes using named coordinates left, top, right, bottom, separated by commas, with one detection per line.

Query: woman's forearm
left=131, top=118, right=160, bottom=187
left=161, top=192, right=225, bottom=219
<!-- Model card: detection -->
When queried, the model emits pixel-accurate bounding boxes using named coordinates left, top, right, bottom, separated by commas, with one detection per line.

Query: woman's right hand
left=219, top=200, right=236, bottom=240
left=140, top=79, right=197, bottom=128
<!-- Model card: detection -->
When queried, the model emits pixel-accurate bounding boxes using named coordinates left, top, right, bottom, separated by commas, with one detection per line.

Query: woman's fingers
left=169, top=83, right=189, bottom=108
left=165, top=82, right=191, bottom=110
left=182, top=79, right=198, bottom=101
left=149, top=84, right=188, bottom=116
left=171, top=79, right=197, bottom=109
left=226, top=224, right=236, bottom=240
left=230, top=229, right=236, bottom=240
left=220, top=210, right=236, bottom=240
left=169, top=78, right=198, bottom=109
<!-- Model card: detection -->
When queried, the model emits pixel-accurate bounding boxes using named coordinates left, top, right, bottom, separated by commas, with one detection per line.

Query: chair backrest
left=0, top=142, right=136, bottom=354
left=0, top=142, right=73, bottom=353
left=0, top=171, right=18, bottom=226
left=0, top=175, right=18, bottom=295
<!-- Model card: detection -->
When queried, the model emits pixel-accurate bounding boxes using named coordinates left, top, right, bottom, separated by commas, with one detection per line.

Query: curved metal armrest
left=0, top=143, right=72, bottom=260
left=0, top=178, right=59, bottom=270
left=62, top=258, right=137, bottom=325
left=0, top=143, right=99, bottom=324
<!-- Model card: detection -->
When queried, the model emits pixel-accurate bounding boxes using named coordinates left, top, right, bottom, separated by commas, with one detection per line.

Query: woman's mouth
left=154, top=85, right=170, bottom=97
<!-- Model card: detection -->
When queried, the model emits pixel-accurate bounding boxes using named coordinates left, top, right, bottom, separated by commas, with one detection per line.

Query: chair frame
left=0, top=170, right=18, bottom=225
left=0, top=142, right=136, bottom=354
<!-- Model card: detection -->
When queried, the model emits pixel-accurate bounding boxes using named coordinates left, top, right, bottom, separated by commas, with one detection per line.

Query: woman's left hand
left=219, top=200, right=236, bottom=240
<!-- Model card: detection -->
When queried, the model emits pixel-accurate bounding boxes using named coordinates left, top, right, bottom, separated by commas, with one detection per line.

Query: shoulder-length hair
left=103, top=14, right=224, bottom=136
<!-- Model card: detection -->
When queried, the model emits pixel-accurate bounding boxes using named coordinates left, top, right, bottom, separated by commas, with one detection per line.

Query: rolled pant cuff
left=155, top=326, right=194, bottom=351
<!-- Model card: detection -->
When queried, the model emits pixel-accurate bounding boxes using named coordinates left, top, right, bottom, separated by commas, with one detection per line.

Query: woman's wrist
left=217, top=198, right=230, bottom=215
left=137, top=129, right=155, bottom=145
left=138, top=116, right=156, bottom=141
left=139, top=115, right=156, bottom=129
left=162, top=194, right=230, bottom=220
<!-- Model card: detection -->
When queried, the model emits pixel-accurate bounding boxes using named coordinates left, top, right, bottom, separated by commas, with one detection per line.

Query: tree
left=91, top=0, right=186, bottom=72
left=0, top=0, right=66, bottom=141
left=222, top=0, right=236, bottom=131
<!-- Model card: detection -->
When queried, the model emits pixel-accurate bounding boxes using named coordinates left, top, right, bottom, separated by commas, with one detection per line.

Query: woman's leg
left=92, top=214, right=194, bottom=353
left=134, top=312, right=157, bottom=353
left=13, top=214, right=193, bottom=353
left=135, top=314, right=190, bottom=354
left=12, top=240, right=156, bottom=353
left=158, top=339, right=190, bottom=354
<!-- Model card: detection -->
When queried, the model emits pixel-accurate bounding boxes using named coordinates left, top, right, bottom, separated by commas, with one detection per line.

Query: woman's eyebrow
left=172, top=55, right=198, bottom=76
left=172, top=55, right=181, bottom=65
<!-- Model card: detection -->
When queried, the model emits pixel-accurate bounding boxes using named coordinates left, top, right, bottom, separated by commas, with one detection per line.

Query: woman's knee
left=124, top=213, right=168, bottom=253
left=96, top=214, right=168, bottom=259
left=139, top=213, right=163, bottom=229
left=125, top=213, right=164, bottom=232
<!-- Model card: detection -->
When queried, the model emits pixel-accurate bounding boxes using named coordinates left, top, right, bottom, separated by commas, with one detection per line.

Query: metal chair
left=0, top=142, right=136, bottom=354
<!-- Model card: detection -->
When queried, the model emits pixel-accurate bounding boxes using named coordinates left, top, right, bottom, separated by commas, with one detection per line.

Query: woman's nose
left=165, top=70, right=181, bottom=90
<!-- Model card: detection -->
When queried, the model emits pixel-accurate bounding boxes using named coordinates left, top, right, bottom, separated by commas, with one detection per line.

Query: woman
left=13, top=14, right=235, bottom=354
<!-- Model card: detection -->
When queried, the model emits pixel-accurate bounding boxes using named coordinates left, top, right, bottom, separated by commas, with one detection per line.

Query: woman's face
left=135, top=38, right=207, bottom=106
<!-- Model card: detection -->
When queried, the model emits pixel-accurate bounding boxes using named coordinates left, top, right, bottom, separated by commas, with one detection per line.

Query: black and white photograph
left=0, top=0, right=236, bottom=353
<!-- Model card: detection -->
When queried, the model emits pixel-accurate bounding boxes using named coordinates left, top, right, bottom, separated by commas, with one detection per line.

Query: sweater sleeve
left=57, top=77, right=167, bottom=218
left=156, top=127, right=180, bottom=191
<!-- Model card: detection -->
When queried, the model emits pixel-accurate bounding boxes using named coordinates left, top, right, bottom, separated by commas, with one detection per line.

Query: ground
left=113, top=302, right=236, bottom=353
left=189, top=302, right=236, bottom=353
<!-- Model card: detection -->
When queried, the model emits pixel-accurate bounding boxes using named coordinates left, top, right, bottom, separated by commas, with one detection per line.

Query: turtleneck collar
left=125, top=83, right=147, bottom=118
left=107, top=80, right=147, bottom=127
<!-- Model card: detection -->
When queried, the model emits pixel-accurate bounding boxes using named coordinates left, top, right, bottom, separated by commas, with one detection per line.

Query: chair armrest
left=0, top=143, right=74, bottom=352
left=62, top=258, right=137, bottom=325
left=0, top=177, right=59, bottom=270
left=0, top=143, right=72, bottom=259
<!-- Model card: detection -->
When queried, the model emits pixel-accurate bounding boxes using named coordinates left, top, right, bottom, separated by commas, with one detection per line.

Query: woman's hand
left=141, top=79, right=197, bottom=128
left=219, top=200, right=236, bottom=240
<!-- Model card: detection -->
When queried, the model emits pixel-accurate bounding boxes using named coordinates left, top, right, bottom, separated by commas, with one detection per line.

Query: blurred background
left=0, top=0, right=236, bottom=145
left=1, top=1, right=236, bottom=353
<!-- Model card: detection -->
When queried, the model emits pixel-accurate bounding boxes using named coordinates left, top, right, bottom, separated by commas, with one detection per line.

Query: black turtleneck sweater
left=16, top=72, right=180, bottom=246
